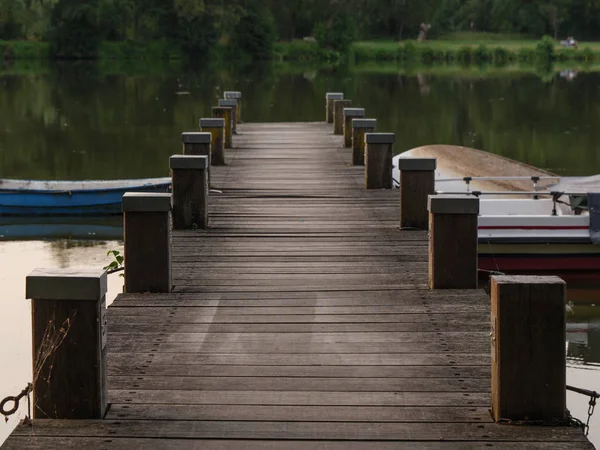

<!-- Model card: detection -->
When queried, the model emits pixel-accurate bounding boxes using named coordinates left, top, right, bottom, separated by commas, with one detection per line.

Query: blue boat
left=0, top=177, right=171, bottom=216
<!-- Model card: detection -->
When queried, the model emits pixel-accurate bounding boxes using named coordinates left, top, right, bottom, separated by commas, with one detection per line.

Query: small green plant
left=104, top=250, right=124, bottom=276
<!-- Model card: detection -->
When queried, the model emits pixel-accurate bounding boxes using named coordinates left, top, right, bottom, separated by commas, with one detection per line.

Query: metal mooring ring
left=0, top=396, right=19, bottom=417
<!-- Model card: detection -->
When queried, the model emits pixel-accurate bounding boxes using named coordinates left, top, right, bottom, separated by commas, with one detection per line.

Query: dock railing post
left=343, top=108, right=365, bottom=148
left=333, top=99, right=352, bottom=135
left=123, top=193, right=172, bottom=293
left=200, top=118, right=226, bottom=166
left=428, top=195, right=479, bottom=289
left=399, top=158, right=437, bottom=230
left=212, top=106, right=233, bottom=149
left=490, top=275, right=566, bottom=422
left=26, top=268, right=108, bottom=419
left=364, top=133, right=394, bottom=189
left=352, top=119, right=376, bottom=166
left=218, top=99, right=238, bottom=134
left=170, top=155, right=209, bottom=230
left=182, top=132, right=211, bottom=182
left=224, top=91, right=242, bottom=123
left=326, top=93, right=344, bottom=123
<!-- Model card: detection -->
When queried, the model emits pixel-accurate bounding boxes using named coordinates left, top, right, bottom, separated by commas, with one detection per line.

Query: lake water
left=0, top=62, right=599, bottom=446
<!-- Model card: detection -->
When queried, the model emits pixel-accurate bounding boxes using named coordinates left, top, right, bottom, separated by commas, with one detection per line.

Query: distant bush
left=0, top=41, right=50, bottom=59
left=473, top=44, right=491, bottom=63
left=401, top=41, right=417, bottom=62
left=493, top=47, right=509, bottom=65
left=535, top=35, right=555, bottom=62
left=581, top=47, right=594, bottom=62
left=457, top=46, right=472, bottom=63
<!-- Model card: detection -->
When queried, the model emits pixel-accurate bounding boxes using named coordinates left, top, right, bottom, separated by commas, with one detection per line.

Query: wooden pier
left=2, top=122, right=593, bottom=449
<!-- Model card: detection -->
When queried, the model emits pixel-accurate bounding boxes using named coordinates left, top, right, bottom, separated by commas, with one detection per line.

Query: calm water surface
left=0, top=62, right=599, bottom=446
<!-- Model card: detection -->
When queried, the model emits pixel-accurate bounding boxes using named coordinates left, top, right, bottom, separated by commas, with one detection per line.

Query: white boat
left=393, top=145, right=600, bottom=280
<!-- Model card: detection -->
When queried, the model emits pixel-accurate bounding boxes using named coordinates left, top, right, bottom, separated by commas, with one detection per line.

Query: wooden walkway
left=3, top=123, right=593, bottom=449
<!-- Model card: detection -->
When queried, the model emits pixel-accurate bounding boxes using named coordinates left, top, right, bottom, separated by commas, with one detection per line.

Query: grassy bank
left=351, top=40, right=599, bottom=64
left=2, top=35, right=600, bottom=66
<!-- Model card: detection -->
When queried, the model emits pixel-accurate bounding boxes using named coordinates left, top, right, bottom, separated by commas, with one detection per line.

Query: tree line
left=0, top=0, right=599, bottom=59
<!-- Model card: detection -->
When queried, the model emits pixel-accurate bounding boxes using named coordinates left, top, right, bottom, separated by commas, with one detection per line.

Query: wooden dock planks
left=2, top=122, right=593, bottom=449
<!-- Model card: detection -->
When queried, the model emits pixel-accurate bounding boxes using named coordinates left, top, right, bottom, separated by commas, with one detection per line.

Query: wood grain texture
left=334, top=100, right=352, bottom=135
left=3, top=122, right=590, bottom=449
left=429, top=212, right=478, bottom=289
left=124, top=211, right=171, bottom=293
left=491, top=277, right=567, bottom=421
left=171, top=168, right=208, bottom=230
left=400, top=170, right=435, bottom=230
left=365, top=142, right=393, bottom=189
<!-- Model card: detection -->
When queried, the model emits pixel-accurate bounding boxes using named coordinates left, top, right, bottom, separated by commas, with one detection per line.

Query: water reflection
left=2, top=63, right=600, bottom=179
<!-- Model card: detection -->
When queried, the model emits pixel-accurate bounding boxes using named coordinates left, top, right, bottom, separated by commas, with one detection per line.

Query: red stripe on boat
left=478, top=226, right=588, bottom=230
left=479, top=255, right=600, bottom=272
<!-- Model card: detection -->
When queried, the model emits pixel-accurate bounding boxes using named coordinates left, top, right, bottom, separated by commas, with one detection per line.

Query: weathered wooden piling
left=170, top=155, right=209, bottom=230
left=333, top=99, right=352, bottom=135
left=364, top=133, right=394, bottom=189
left=199, top=118, right=226, bottom=166
left=182, top=132, right=211, bottom=181
left=428, top=195, right=479, bottom=289
left=224, top=91, right=242, bottom=123
left=212, top=106, right=233, bottom=149
left=398, top=158, right=436, bottom=230
left=325, top=93, right=343, bottom=123
left=352, top=119, right=376, bottom=166
left=218, top=99, right=238, bottom=134
left=490, top=275, right=566, bottom=422
left=123, top=193, right=172, bottom=293
left=343, top=108, right=365, bottom=147
left=26, top=268, right=108, bottom=419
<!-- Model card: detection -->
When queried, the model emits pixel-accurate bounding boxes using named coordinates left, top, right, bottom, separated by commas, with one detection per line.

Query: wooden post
left=352, top=119, right=376, bottom=166
left=399, top=158, right=436, bottom=230
left=364, top=133, right=394, bottom=189
left=326, top=93, right=343, bottom=123
left=224, top=91, right=242, bottom=123
left=428, top=195, right=479, bottom=289
left=212, top=106, right=233, bottom=149
left=26, top=268, right=108, bottom=419
left=343, top=108, right=365, bottom=148
left=218, top=99, right=238, bottom=134
left=182, top=132, right=211, bottom=182
left=200, top=118, right=226, bottom=166
left=123, top=193, right=172, bottom=293
left=333, top=99, right=352, bottom=135
left=490, top=275, right=566, bottom=422
left=170, top=155, right=209, bottom=230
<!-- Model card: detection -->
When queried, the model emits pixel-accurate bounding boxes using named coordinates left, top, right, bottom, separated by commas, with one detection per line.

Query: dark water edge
left=1, top=61, right=600, bottom=180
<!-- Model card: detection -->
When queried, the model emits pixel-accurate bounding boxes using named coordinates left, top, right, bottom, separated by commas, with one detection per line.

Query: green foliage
left=402, top=42, right=417, bottom=62
left=49, top=0, right=103, bottom=58
left=99, top=40, right=182, bottom=60
left=233, top=2, right=277, bottom=60
left=581, top=47, right=594, bottom=63
left=0, top=40, right=50, bottom=59
left=314, top=12, right=356, bottom=53
left=104, top=250, right=124, bottom=277
left=493, top=46, right=509, bottom=65
left=473, top=44, right=491, bottom=63
left=535, top=35, right=555, bottom=61
left=457, top=45, right=473, bottom=63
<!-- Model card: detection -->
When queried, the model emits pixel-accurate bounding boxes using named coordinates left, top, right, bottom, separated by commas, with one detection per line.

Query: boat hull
left=0, top=181, right=170, bottom=216
left=478, top=241, right=600, bottom=281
